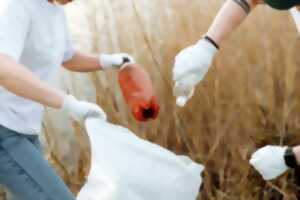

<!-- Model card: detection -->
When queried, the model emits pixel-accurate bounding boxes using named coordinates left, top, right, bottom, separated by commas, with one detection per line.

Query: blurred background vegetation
left=2, top=0, right=300, bottom=199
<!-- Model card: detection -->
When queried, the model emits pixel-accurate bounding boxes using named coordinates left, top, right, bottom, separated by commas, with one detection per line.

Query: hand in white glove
left=173, top=38, right=218, bottom=107
left=62, top=95, right=107, bottom=123
left=99, top=53, right=135, bottom=70
left=249, top=145, right=289, bottom=180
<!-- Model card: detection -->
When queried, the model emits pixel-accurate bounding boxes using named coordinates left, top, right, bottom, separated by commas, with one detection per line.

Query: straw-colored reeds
left=39, top=0, right=300, bottom=199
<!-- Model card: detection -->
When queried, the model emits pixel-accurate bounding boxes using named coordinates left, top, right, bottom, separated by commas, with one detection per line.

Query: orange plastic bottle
left=118, top=63, right=160, bottom=122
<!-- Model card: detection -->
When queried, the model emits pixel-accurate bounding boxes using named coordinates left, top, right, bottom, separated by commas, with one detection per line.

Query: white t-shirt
left=0, top=0, right=74, bottom=134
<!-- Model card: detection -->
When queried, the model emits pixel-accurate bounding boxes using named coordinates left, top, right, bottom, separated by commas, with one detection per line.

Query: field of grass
left=28, top=0, right=300, bottom=200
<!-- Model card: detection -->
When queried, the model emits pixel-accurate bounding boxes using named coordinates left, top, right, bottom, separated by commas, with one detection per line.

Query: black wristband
left=232, top=0, right=251, bottom=14
left=284, top=147, right=298, bottom=168
left=203, top=36, right=220, bottom=50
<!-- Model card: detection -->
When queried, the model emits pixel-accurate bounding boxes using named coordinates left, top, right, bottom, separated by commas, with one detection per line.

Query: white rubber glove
left=99, top=53, right=135, bottom=70
left=62, top=95, right=107, bottom=123
left=173, top=39, right=218, bottom=107
left=249, top=145, right=289, bottom=180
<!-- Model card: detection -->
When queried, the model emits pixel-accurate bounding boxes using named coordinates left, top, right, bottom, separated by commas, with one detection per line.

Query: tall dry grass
left=22, top=0, right=300, bottom=200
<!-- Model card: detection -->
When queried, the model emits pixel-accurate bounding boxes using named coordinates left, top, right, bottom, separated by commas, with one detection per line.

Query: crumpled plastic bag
left=77, top=118, right=204, bottom=200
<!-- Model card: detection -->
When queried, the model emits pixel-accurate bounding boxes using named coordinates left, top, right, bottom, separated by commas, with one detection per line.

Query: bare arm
left=0, top=54, right=65, bottom=108
left=63, top=51, right=135, bottom=72
left=206, top=0, right=263, bottom=45
left=63, top=52, right=101, bottom=72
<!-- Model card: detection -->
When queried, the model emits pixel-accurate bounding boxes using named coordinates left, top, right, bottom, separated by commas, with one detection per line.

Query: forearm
left=63, top=52, right=101, bottom=72
left=206, top=0, right=262, bottom=45
left=0, top=54, right=65, bottom=109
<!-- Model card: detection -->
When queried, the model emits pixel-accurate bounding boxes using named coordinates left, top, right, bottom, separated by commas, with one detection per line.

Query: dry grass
left=40, top=0, right=300, bottom=199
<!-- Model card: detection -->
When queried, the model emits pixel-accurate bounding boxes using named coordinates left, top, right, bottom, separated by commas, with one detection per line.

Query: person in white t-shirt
left=0, top=0, right=135, bottom=199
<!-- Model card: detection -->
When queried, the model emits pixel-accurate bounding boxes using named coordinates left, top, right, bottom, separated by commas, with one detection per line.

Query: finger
left=119, top=53, right=135, bottom=64
left=176, top=96, right=190, bottom=107
left=249, top=156, right=262, bottom=167
left=173, top=60, right=190, bottom=81
left=95, top=106, right=107, bottom=121
left=262, top=174, right=273, bottom=181
left=250, top=152, right=263, bottom=163
left=84, top=104, right=107, bottom=121
left=173, top=60, right=199, bottom=82
left=173, top=54, right=187, bottom=80
left=85, top=111, right=106, bottom=121
left=173, top=70, right=185, bottom=82
left=252, top=146, right=268, bottom=156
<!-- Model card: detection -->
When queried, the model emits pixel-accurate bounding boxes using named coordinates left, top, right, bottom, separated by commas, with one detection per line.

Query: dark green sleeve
left=264, top=0, right=300, bottom=10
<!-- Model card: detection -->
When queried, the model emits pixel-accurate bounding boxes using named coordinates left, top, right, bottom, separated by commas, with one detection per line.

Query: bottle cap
left=176, top=96, right=188, bottom=107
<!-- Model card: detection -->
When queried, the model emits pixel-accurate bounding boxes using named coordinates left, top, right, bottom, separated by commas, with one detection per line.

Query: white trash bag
left=77, top=118, right=204, bottom=200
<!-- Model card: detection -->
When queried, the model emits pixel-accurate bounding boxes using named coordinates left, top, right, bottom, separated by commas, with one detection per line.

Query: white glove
left=249, top=145, right=289, bottom=180
left=99, top=53, right=135, bottom=70
left=173, top=39, right=218, bottom=107
left=62, top=95, right=107, bottom=123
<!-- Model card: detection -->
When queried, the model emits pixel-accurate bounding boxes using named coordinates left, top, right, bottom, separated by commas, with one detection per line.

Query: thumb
left=174, top=84, right=195, bottom=107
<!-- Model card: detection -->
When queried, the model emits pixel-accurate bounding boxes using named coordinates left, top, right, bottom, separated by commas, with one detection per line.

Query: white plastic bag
left=77, top=118, right=204, bottom=200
